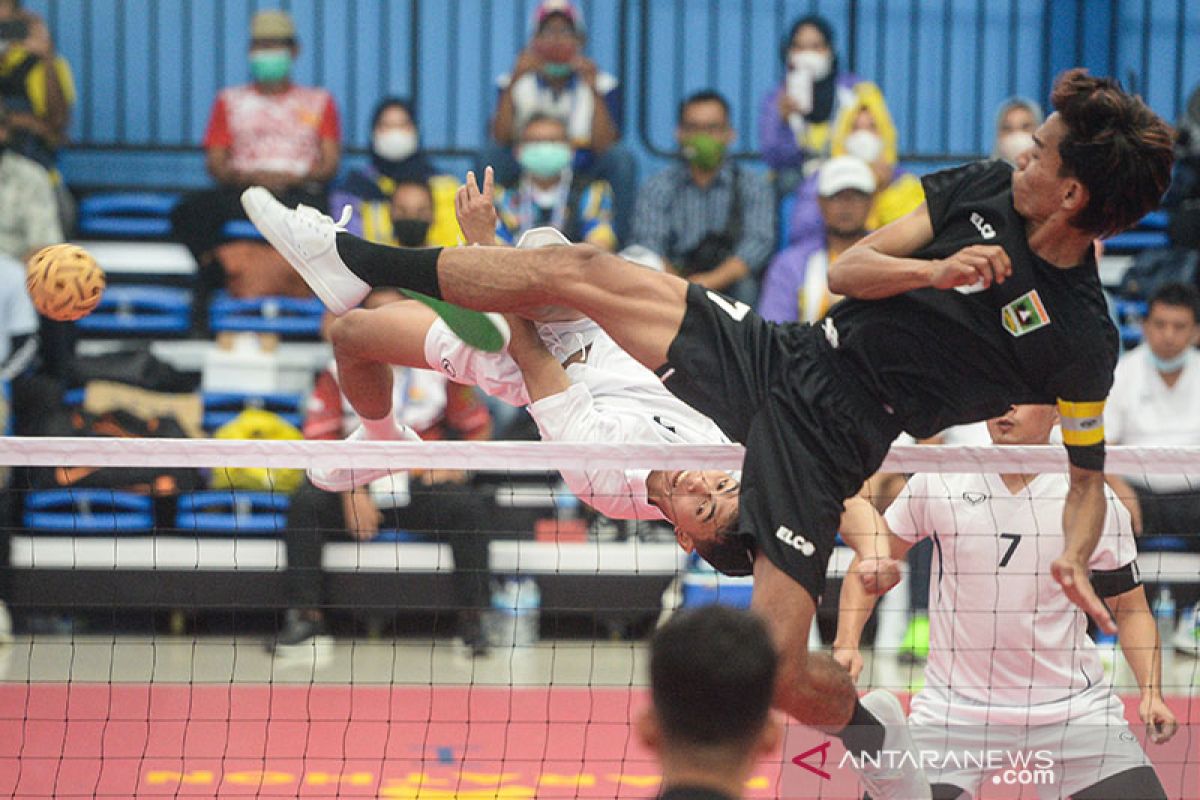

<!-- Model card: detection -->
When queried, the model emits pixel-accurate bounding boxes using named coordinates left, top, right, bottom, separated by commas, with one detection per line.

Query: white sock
left=359, top=414, right=405, bottom=441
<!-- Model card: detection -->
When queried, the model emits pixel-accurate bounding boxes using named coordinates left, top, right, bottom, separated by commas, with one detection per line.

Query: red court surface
left=0, top=684, right=1195, bottom=798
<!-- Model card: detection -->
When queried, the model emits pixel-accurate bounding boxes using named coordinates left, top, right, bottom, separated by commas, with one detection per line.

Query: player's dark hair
left=1147, top=281, right=1200, bottom=323
left=678, top=90, right=731, bottom=126
left=1050, top=68, right=1174, bottom=238
left=650, top=605, right=777, bottom=748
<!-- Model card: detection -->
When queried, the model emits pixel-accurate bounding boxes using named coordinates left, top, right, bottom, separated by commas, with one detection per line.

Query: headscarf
left=784, top=14, right=839, bottom=124
left=991, top=97, right=1044, bottom=160
left=355, top=97, right=436, bottom=196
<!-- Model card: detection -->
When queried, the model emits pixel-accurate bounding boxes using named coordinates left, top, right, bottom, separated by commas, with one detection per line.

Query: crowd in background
left=0, top=0, right=1199, bottom=661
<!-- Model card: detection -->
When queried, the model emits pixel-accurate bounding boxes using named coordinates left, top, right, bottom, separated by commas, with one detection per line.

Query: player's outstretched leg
left=241, top=188, right=510, bottom=352
left=241, top=186, right=687, bottom=372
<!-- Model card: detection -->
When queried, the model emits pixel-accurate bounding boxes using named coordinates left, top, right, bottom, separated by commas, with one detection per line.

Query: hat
left=533, top=0, right=585, bottom=34
left=251, top=9, right=296, bottom=41
left=817, top=155, right=876, bottom=197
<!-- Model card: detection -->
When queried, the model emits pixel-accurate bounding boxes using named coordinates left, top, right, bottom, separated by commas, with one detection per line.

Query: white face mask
left=844, top=129, right=884, bottom=164
left=788, top=50, right=833, bottom=81
left=374, top=129, right=419, bottom=162
left=996, top=131, right=1035, bottom=165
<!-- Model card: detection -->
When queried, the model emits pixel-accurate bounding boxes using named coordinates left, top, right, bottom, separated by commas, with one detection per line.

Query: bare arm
left=829, top=203, right=1012, bottom=299
left=504, top=315, right=570, bottom=402
left=833, top=532, right=913, bottom=682
left=307, top=137, right=341, bottom=184
left=1105, top=473, right=1143, bottom=535
left=455, top=168, right=506, bottom=246
left=576, top=57, right=618, bottom=152
left=1109, top=585, right=1177, bottom=743
left=491, top=52, right=541, bottom=145
left=1054, top=465, right=1116, bottom=634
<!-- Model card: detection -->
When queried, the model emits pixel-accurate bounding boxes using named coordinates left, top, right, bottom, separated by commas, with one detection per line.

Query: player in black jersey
left=243, top=69, right=1173, bottom=799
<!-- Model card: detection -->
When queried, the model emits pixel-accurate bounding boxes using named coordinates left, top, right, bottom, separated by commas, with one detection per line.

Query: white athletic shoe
left=309, top=423, right=422, bottom=492
left=515, top=226, right=571, bottom=249
left=853, top=689, right=932, bottom=800
left=0, top=600, right=12, bottom=644
left=241, top=187, right=369, bottom=315
left=1174, top=603, right=1199, bottom=657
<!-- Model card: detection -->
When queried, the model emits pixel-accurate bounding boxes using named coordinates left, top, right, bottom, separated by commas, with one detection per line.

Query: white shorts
left=909, top=684, right=1155, bottom=798
left=423, top=317, right=606, bottom=409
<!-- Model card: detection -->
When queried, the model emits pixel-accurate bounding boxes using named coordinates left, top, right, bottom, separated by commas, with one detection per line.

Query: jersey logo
left=962, top=491, right=987, bottom=505
left=1001, top=290, right=1051, bottom=337
left=970, top=211, right=997, bottom=239
left=706, top=291, right=751, bottom=322
left=775, top=526, right=815, bottom=557
left=653, top=415, right=677, bottom=434
left=439, top=358, right=457, bottom=378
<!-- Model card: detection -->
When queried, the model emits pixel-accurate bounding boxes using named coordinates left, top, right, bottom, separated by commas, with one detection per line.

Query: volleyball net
left=0, top=437, right=1196, bottom=798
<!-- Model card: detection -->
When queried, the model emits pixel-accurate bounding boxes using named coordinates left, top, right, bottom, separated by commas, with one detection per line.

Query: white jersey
left=885, top=472, right=1137, bottom=725
left=425, top=317, right=731, bottom=520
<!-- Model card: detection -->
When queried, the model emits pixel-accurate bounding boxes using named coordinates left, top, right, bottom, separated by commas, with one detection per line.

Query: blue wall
left=28, top=0, right=1200, bottom=190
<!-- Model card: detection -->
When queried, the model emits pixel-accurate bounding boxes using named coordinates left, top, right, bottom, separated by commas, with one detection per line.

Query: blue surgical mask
left=518, top=141, right=572, bottom=178
left=542, top=62, right=575, bottom=78
left=251, top=48, right=292, bottom=83
left=1150, top=350, right=1188, bottom=373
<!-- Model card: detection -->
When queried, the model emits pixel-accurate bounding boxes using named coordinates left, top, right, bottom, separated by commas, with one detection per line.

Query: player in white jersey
left=834, top=404, right=1176, bottom=799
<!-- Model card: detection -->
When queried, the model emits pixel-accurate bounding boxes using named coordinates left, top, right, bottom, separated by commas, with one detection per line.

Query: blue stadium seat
left=24, top=489, right=154, bottom=533
left=176, top=491, right=289, bottom=535
left=76, top=285, right=192, bottom=335
left=1137, top=535, right=1193, bottom=553
left=375, top=530, right=425, bottom=543
left=221, top=219, right=265, bottom=242
left=202, top=391, right=304, bottom=431
left=1104, top=210, right=1173, bottom=254
left=77, top=192, right=180, bottom=239
left=679, top=552, right=753, bottom=609
left=1112, top=298, right=1148, bottom=348
left=208, top=291, right=324, bottom=337
left=777, top=191, right=796, bottom=249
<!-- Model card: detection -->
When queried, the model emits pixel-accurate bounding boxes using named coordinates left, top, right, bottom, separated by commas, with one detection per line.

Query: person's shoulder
left=1, top=150, right=49, bottom=180
left=643, top=163, right=685, bottom=190
left=736, top=164, right=771, bottom=189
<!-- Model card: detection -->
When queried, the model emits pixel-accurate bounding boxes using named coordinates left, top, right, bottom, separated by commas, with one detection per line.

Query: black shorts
left=659, top=284, right=902, bottom=601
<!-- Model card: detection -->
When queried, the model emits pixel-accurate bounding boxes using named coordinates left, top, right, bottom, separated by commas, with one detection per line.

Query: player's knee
left=328, top=308, right=372, bottom=354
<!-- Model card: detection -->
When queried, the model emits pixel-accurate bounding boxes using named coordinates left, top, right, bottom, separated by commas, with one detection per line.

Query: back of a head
left=650, top=605, right=776, bottom=750
left=1051, top=68, right=1174, bottom=238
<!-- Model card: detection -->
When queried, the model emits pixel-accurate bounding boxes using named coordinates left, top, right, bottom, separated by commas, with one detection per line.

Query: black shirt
left=829, top=160, right=1117, bottom=470
left=659, top=787, right=739, bottom=800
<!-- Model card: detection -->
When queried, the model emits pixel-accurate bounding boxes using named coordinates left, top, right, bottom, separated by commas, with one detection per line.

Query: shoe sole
left=241, top=187, right=364, bottom=315
left=309, top=466, right=398, bottom=493
left=401, top=290, right=510, bottom=353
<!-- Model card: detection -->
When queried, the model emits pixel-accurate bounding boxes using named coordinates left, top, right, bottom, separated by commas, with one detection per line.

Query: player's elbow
left=825, top=253, right=857, bottom=296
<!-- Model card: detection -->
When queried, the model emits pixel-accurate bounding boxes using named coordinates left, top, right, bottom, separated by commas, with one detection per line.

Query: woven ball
left=25, top=244, right=106, bottom=322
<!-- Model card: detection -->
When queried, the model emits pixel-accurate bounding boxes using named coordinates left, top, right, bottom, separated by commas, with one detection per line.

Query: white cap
left=817, top=156, right=876, bottom=197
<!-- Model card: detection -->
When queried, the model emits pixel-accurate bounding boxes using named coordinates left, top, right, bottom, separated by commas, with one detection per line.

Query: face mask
left=542, top=62, right=575, bottom=78
left=844, top=129, right=884, bottom=164
left=250, top=48, right=292, bottom=83
left=535, top=39, right=578, bottom=74
left=681, top=133, right=725, bottom=171
left=1150, top=350, right=1188, bottom=374
left=519, top=141, right=572, bottom=178
left=392, top=218, right=431, bottom=247
left=788, top=50, right=833, bottom=81
left=997, top=131, right=1035, bottom=164
left=374, top=129, right=418, bottom=162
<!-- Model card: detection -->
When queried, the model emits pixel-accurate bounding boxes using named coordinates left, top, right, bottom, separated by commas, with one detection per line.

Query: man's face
left=819, top=189, right=872, bottom=238
left=676, top=100, right=733, bottom=151
left=1011, top=113, right=1075, bottom=223
left=648, top=469, right=740, bottom=548
left=1000, top=105, right=1038, bottom=137
left=1143, top=302, right=1200, bottom=362
left=532, top=14, right=580, bottom=68
left=986, top=404, right=1057, bottom=445
left=390, top=184, right=434, bottom=223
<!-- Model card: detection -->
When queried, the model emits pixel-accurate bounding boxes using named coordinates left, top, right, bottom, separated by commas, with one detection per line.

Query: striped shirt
left=632, top=162, right=775, bottom=275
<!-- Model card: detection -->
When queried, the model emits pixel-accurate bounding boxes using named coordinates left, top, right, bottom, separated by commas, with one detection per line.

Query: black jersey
left=829, top=159, right=1118, bottom=470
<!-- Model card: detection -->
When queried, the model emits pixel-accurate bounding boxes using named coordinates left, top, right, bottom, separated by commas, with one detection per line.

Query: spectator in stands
left=171, top=9, right=341, bottom=267
left=388, top=179, right=439, bottom=248
left=1106, top=282, right=1200, bottom=657
left=329, top=97, right=462, bottom=247
left=482, top=0, right=636, bottom=244
left=783, top=88, right=924, bottom=247
left=493, top=114, right=615, bottom=249
left=271, top=287, right=494, bottom=657
left=633, top=91, right=774, bottom=304
left=758, top=14, right=888, bottom=195
left=639, top=605, right=780, bottom=800
left=992, top=97, right=1042, bottom=166
left=758, top=156, right=873, bottom=323
left=0, top=0, right=74, bottom=229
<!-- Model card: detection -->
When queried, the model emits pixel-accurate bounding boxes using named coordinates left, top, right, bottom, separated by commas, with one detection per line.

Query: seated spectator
left=329, top=97, right=461, bottom=247
left=388, top=178, right=439, bottom=247
left=758, top=14, right=888, bottom=194
left=493, top=114, right=615, bottom=249
left=482, top=0, right=636, bottom=244
left=992, top=97, right=1042, bottom=165
left=633, top=91, right=774, bottom=304
left=0, top=0, right=75, bottom=229
left=171, top=10, right=341, bottom=276
left=638, top=605, right=780, bottom=800
left=758, top=156, right=873, bottom=323
left=1107, top=282, right=1200, bottom=657
left=784, top=87, right=923, bottom=246
left=271, top=289, right=494, bottom=657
